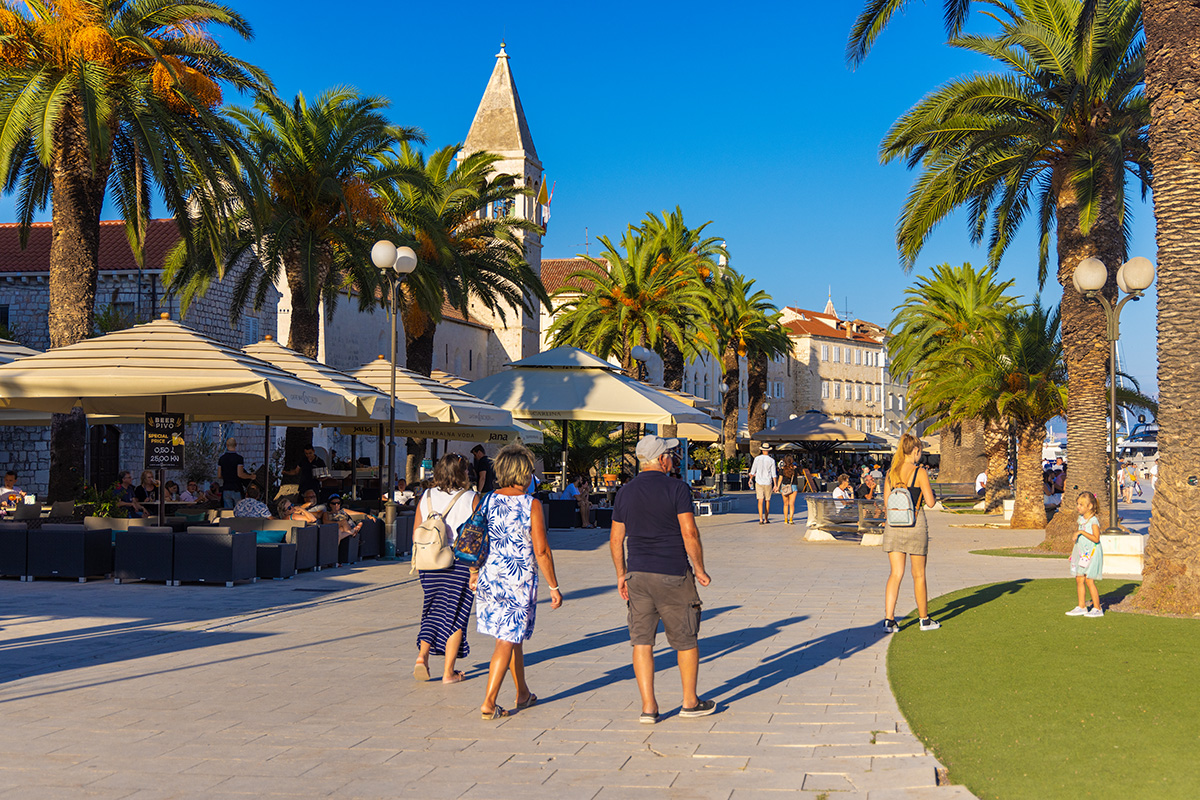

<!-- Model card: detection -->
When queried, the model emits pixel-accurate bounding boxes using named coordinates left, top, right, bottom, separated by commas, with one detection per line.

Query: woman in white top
left=413, top=453, right=480, bottom=684
left=831, top=473, right=853, bottom=509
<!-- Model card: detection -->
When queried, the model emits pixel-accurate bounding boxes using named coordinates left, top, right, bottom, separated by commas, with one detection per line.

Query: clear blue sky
left=7, top=1, right=1164, bottom=404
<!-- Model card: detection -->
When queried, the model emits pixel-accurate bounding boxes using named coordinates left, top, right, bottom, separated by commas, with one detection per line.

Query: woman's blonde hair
left=888, top=433, right=923, bottom=486
left=493, top=444, right=534, bottom=489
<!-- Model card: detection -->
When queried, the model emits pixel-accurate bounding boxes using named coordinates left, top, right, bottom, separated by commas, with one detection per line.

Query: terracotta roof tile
left=542, top=257, right=604, bottom=294
left=0, top=219, right=180, bottom=273
left=782, top=307, right=884, bottom=344
left=440, top=298, right=490, bottom=329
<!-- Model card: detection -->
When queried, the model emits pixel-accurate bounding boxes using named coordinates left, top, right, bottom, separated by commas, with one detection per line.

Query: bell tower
left=461, top=43, right=544, bottom=373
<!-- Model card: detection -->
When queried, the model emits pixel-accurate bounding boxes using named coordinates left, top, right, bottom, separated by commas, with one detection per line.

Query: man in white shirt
left=0, top=471, right=23, bottom=507
left=975, top=471, right=987, bottom=498
left=749, top=444, right=778, bottom=525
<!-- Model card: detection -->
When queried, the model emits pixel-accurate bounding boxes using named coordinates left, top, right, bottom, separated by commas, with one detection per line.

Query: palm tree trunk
left=1043, top=177, right=1124, bottom=542
left=721, top=345, right=739, bottom=462
left=746, top=351, right=767, bottom=456
left=1010, top=420, right=1048, bottom=530
left=1127, top=0, right=1200, bottom=614
left=283, top=272, right=322, bottom=470
left=48, top=102, right=111, bottom=501
left=404, top=322, right=436, bottom=484
left=660, top=338, right=685, bottom=439
left=983, top=417, right=1010, bottom=513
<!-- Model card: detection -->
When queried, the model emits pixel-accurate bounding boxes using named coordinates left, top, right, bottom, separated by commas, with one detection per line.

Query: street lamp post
left=1071, top=255, right=1155, bottom=536
left=371, top=240, right=418, bottom=559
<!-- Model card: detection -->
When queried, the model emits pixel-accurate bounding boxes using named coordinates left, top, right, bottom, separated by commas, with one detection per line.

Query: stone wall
left=0, top=265, right=279, bottom=497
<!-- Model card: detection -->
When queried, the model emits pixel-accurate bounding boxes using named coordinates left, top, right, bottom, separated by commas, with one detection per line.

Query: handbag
left=453, top=492, right=491, bottom=566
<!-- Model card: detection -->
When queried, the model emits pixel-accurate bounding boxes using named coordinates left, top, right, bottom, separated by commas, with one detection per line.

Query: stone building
left=460, top=43, right=544, bottom=374
left=0, top=219, right=278, bottom=495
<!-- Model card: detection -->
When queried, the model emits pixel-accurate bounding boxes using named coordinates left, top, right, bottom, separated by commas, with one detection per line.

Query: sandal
left=481, top=705, right=509, bottom=720
left=515, top=693, right=538, bottom=710
left=639, top=711, right=659, bottom=724
left=413, top=661, right=429, bottom=682
left=442, top=671, right=465, bottom=684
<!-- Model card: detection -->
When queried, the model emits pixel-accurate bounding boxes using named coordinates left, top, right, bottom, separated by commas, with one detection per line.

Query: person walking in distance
left=750, top=443, right=777, bottom=524
left=610, top=434, right=715, bottom=724
left=218, top=438, right=256, bottom=510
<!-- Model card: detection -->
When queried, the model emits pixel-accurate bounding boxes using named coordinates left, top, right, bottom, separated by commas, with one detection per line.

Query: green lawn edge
left=969, top=547, right=1067, bottom=558
left=887, top=579, right=1200, bottom=800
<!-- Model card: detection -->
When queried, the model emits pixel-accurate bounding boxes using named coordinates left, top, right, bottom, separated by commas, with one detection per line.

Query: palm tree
left=850, top=0, right=1200, bottom=615
left=167, top=88, right=424, bottom=359
left=0, top=0, right=269, bottom=499
left=1130, top=1, right=1200, bottom=614
left=948, top=302, right=1067, bottom=530
left=878, top=0, right=1149, bottom=534
left=380, top=143, right=547, bottom=480
left=547, top=229, right=709, bottom=373
left=699, top=270, right=790, bottom=461
left=636, top=208, right=727, bottom=389
left=889, top=263, right=1021, bottom=508
left=382, top=143, right=546, bottom=377
left=529, top=420, right=623, bottom=479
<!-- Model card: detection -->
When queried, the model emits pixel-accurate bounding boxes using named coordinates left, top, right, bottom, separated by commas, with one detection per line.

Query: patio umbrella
left=0, top=315, right=348, bottom=523
left=0, top=316, right=347, bottom=419
left=751, top=410, right=886, bottom=457
left=349, top=356, right=513, bottom=427
left=464, top=346, right=713, bottom=481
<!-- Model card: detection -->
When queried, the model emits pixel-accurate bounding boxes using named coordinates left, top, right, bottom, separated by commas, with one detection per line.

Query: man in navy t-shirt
left=610, top=434, right=715, bottom=724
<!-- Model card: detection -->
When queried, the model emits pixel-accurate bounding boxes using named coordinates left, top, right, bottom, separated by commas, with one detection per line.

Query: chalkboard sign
left=145, top=412, right=184, bottom=469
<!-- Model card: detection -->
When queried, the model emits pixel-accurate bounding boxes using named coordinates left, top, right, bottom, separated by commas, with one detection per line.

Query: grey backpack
left=886, top=469, right=919, bottom=527
left=411, top=490, right=466, bottom=574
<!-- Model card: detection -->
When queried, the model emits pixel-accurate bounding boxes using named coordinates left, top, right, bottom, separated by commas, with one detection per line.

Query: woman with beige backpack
left=413, top=453, right=480, bottom=684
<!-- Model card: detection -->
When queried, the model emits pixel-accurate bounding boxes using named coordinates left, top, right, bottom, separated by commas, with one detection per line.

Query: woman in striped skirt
left=413, top=453, right=480, bottom=683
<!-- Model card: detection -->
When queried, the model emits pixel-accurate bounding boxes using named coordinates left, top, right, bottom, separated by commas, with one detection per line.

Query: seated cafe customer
left=134, top=470, right=159, bottom=505
left=234, top=484, right=271, bottom=518
left=179, top=479, right=202, bottom=503
left=322, top=493, right=363, bottom=541
left=163, top=480, right=181, bottom=501
left=0, top=471, right=25, bottom=508
left=115, top=471, right=145, bottom=517
left=277, top=496, right=319, bottom=524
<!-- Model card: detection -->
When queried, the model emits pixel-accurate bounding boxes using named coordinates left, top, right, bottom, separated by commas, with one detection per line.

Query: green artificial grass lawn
left=888, top=579, right=1200, bottom=800
left=969, top=548, right=1067, bottom=559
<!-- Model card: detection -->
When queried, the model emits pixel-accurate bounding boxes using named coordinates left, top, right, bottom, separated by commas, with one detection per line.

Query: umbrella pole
left=560, top=421, right=569, bottom=492
left=263, top=416, right=270, bottom=498
left=350, top=435, right=357, bottom=501
left=157, top=397, right=166, bottom=527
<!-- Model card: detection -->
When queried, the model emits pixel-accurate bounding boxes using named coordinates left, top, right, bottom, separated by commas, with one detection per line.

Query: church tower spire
left=461, top=43, right=544, bottom=373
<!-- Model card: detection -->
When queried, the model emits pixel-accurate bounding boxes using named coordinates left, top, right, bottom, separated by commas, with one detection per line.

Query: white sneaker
left=1085, top=607, right=1104, bottom=617
left=919, top=617, right=941, bottom=631
left=1065, top=606, right=1087, bottom=616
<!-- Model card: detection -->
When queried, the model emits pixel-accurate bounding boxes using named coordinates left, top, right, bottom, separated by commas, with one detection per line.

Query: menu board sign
left=145, top=413, right=184, bottom=469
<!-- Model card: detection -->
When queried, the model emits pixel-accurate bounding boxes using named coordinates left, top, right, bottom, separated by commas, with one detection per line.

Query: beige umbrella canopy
left=0, top=338, right=39, bottom=363
left=752, top=411, right=886, bottom=452
left=465, top=346, right=713, bottom=481
left=349, top=356, right=513, bottom=427
left=430, top=369, right=470, bottom=389
left=243, top=337, right=418, bottom=424
left=0, top=315, right=347, bottom=419
left=464, top=346, right=713, bottom=426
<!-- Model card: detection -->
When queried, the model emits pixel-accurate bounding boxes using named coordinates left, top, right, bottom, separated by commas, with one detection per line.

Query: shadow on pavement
left=522, top=606, right=740, bottom=705
left=708, top=621, right=878, bottom=707
left=0, top=566, right=404, bottom=686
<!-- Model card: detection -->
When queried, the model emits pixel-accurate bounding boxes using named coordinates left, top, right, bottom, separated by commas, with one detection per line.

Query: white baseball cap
left=635, top=434, right=680, bottom=461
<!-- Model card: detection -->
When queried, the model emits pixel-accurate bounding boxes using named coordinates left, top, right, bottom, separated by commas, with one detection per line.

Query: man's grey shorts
left=626, top=570, right=703, bottom=650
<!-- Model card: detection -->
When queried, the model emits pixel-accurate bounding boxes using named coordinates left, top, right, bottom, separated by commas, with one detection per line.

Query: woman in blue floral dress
left=470, top=444, right=563, bottom=719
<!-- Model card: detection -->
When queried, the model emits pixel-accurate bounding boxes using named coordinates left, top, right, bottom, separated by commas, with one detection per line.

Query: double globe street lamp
left=1071, top=255, right=1155, bottom=536
left=371, top=240, right=418, bottom=558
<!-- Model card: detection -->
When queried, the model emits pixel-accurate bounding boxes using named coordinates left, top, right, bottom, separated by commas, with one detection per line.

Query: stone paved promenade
left=0, top=494, right=1079, bottom=799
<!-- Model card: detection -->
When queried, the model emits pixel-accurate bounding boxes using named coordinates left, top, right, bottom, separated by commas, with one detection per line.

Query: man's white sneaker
left=1085, top=607, right=1104, bottom=617
left=1065, top=606, right=1087, bottom=616
left=919, top=617, right=941, bottom=631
